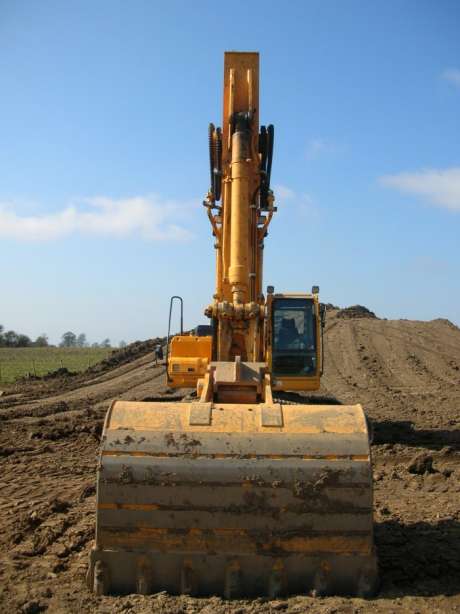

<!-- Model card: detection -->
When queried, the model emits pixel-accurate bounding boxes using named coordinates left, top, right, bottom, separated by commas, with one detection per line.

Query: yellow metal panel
left=222, top=52, right=259, bottom=176
left=169, top=335, right=212, bottom=358
left=106, top=401, right=367, bottom=435
left=167, top=335, right=213, bottom=388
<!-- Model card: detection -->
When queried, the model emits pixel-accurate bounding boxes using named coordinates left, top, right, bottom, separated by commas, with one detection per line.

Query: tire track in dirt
left=0, top=362, right=167, bottom=423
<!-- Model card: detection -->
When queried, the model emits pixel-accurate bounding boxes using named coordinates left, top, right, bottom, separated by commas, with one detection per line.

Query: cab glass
left=272, top=297, right=317, bottom=376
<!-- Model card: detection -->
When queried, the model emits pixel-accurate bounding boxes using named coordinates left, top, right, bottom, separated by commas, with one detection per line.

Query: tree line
left=59, top=332, right=113, bottom=348
left=0, top=325, right=47, bottom=347
left=0, top=325, right=119, bottom=349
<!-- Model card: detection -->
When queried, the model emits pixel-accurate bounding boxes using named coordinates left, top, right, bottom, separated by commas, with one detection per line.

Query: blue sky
left=1, top=1, right=459, bottom=345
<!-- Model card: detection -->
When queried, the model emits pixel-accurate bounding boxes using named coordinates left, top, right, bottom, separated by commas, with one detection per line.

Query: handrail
left=166, top=296, right=184, bottom=379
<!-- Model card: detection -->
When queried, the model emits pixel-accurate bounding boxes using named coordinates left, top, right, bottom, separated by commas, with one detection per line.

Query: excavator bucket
left=88, top=399, right=377, bottom=597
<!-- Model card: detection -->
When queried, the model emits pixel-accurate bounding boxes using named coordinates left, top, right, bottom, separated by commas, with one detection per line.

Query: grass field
left=0, top=347, right=112, bottom=384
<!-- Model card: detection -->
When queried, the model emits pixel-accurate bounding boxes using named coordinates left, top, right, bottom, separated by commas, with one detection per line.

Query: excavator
left=88, top=52, right=377, bottom=598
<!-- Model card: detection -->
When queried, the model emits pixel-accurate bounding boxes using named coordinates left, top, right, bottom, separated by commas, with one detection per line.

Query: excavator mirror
left=320, top=303, right=327, bottom=327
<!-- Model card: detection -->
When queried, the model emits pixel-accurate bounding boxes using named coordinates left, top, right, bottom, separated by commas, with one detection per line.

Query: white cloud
left=274, top=184, right=296, bottom=200
left=296, top=193, right=317, bottom=217
left=273, top=184, right=317, bottom=217
left=306, top=138, right=342, bottom=160
left=442, top=68, right=460, bottom=88
left=0, top=195, right=193, bottom=241
left=379, top=167, right=460, bottom=212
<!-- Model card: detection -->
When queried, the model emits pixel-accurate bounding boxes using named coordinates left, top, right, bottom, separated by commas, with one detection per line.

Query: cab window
left=272, top=298, right=317, bottom=376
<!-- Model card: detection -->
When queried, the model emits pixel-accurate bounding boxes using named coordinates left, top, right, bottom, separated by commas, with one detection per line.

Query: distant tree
left=101, top=338, right=111, bottom=348
left=91, top=342, right=100, bottom=348
left=35, top=334, right=49, bottom=347
left=16, top=334, right=32, bottom=347
left=118, top=340, right=127, bottom=348
left=60, top=331, right=77, bottom=347
left=0, top=326, right=42, bottom=347
left=76, top=333, right=87, bottom=348
left=3, top=330, right=19, bottom=347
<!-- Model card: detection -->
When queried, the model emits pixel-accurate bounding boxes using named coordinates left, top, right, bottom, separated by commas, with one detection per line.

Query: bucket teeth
left=268, top=561, right=284, bottom=598
left=357, top=561, right=379, bottom=598
left=311, top=566, right=329, bottom=597
left=181, top=562, right=197, bottom=595
left=136, top=559, right=152, bottom=595
left=93, top=560, right=109, bottom=596
left=224, top=561, right=241, bottom=600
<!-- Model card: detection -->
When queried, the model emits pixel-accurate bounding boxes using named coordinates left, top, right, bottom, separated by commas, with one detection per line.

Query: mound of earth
left=431, top=318, right=459, bottom=331
left=336, top=304, right=377, bottom=319
left=322, top=302, right=340, bottom=311
left=18, top=366, right=78, bottom=383
left=87, top=337, right=165, bottom=374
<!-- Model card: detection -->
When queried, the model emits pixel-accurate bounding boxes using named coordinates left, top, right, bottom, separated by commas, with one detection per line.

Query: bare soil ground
left=0, top=312, right=459, bottom=613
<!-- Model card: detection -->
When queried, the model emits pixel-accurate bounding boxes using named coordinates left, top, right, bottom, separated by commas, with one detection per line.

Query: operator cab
left=268, top=290, right=325, bottom=391
left=272, top=297, right=317, bottom=375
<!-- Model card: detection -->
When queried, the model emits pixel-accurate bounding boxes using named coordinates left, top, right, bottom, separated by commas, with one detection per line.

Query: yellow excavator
left=88, top=52, right=377, bottom=598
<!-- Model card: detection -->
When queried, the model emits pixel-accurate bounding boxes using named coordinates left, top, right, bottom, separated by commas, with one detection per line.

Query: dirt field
left=0, top=312, right=458, bottom=613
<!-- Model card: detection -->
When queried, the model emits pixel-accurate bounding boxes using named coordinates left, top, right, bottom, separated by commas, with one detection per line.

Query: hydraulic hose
left=208, top=123, right=215, bottom=195
left=214, top=127, right=222, bottom=201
